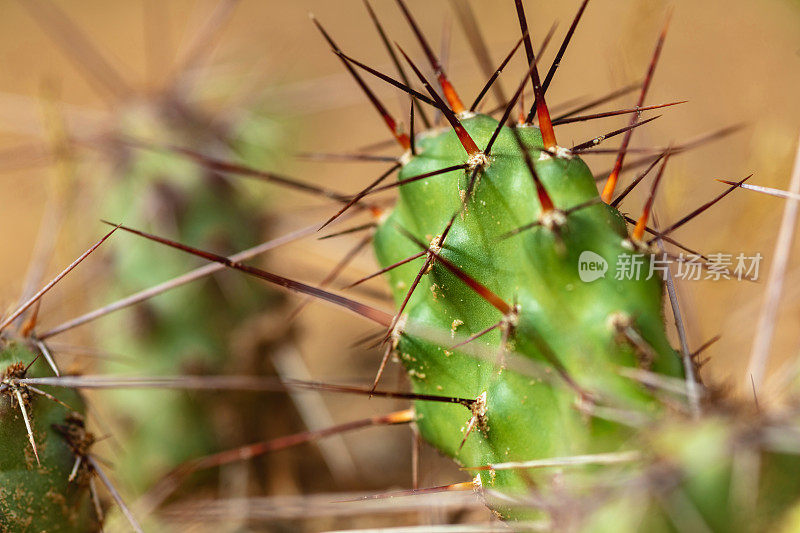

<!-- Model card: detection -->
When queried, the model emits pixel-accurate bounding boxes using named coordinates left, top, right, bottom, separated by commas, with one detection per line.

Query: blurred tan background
left=1, top=0, right=800, bottom=522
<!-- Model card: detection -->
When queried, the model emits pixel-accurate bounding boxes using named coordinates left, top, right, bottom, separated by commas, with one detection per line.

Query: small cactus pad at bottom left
left=0, top=340, right=100, bottom=532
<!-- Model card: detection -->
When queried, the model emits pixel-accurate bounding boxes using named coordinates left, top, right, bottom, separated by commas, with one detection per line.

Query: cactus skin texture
left=373, top=115, right=800, bottom=529
left=374, top=113, right=680, bottom=516
left=98, top=106, right=286, bottom=494
left=0, top=340, right=98, bottom=532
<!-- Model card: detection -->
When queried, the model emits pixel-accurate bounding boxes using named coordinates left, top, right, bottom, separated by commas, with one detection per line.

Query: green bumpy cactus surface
left=0, top=340, right=98, bottom=532
left=372, top=114, right=800, bottom=529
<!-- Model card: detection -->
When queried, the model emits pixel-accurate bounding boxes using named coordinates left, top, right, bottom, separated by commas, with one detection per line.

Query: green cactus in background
left=97, top=106, right=287, bottom=494
left=14, top=0, right=294, bottom=501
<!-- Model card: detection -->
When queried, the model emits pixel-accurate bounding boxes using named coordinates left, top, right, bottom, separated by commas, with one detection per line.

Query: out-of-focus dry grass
left=2, top=0, right=800, bottom=527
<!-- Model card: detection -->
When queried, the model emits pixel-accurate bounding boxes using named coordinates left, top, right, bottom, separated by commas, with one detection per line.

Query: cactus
left=5, top=0, right=800, bottom=531
left=0, top=340, right=99, bottom=532
left=328, top=4, right=800, bottom=528
left=370, top=110, right=682, bottom=515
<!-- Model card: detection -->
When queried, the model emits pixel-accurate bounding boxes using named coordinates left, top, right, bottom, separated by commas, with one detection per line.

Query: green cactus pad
left=373, top=114, right=683, bottom=514
left=0, top=341, right=98, bottom=532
